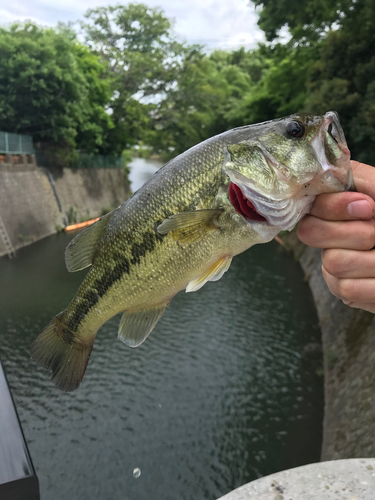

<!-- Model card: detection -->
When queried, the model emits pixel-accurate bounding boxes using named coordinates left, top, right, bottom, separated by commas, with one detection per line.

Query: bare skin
left=298, top=161, right=375, bottom=314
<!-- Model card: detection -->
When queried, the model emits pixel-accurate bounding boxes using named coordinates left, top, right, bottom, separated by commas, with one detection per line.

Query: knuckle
left=322, top=249, right=344, bottom=277
left=336, top=279, right=356, bottom=302
left=361, top=221, right=375, bottom=250
left=297, top=216, right=318, bottom=244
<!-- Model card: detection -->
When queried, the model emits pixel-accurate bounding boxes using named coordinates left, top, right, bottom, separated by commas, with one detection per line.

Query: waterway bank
left=300, top=246, right=375, bottom=460
left=279, top=228, right=375, bottom=460
left=0, top=162, right=131, bottom=257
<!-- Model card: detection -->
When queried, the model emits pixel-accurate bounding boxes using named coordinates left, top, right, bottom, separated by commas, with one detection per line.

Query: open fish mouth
left=228, top=182, right=267, bottom=222
left=227, top=170, right=309, bottom=231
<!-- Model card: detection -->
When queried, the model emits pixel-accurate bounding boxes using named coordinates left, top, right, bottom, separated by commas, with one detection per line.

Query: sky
left=0, top=0, right=266, bottom=51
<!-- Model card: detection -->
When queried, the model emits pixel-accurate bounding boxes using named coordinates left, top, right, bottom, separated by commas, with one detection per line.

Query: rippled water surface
left=0, top=216, right=323, bottom=500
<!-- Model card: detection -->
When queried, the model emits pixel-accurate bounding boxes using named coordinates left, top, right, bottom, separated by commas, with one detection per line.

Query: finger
left=308, top=192, right=375, bottom=221
left=322, top=248, right=375, bottom=279
left=343, top=302, right=375, bottom=314
left=322, top=267, right=375, bottom=303
left=297, top=217, right=375, bottom=250
left=351, top=161, right=375, bottom=200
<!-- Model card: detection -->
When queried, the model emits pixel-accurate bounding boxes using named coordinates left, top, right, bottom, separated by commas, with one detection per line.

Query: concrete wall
left=0, top=162, right=130, bottom=257
left=0, top=168, right=59, bottom=256
left=50, top=166, right=130, bottom=224
left=300, top=246, right=375, bottom=460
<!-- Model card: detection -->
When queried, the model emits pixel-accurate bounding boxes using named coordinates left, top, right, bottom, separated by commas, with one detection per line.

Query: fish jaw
left=310, top=111, right=354, bottom=192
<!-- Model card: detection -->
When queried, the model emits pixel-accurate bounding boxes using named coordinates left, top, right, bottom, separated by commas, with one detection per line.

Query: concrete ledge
left=217, top=459, right=375, bottom=499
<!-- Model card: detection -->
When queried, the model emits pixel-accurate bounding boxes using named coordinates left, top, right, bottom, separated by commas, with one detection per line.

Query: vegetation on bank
left=0, top=0, right=374, bottom=164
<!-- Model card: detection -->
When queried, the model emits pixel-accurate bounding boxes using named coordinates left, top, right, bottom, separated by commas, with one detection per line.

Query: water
left=128, top=157, right=163, bottom=192
left=0, top=159, right=323, bottom=499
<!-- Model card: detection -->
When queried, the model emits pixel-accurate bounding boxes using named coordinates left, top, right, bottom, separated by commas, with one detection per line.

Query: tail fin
left=30, top=312, right=94, bottom=392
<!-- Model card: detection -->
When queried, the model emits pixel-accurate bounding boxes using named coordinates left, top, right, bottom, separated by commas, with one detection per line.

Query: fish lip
left=311, top=112, right=353, bottom=189
left=323, top=111, right=350, bottom=157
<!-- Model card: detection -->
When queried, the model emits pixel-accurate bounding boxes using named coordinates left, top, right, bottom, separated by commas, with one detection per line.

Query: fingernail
left=347, top=200, right=374, bottom=219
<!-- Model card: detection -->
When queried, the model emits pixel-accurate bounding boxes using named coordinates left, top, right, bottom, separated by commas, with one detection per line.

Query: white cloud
left=0, top=0, right=265, bottom=51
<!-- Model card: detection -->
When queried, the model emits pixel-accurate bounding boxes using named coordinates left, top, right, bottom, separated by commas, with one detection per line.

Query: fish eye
left=286, top=121, right=305, bottom=139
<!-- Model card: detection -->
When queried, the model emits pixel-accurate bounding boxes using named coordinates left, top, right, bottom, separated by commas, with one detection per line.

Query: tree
left=251, top=0, right=354, bottom=42
left=223, top=43, right=317, bottom=126
left=0, top=22, right=112, bottom=156
left=80, top=3, right=188, bottom=153
left=251, top=0, right=375, bottom=163
left=305, top=22, right=375, bottom=163
left=147, top=47, right=264, bottom=156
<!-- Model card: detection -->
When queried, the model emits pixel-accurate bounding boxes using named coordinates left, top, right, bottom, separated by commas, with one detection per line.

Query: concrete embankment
left=0, top=158, right=130, bottom=257
left=300, top=246, right=375, bottom=460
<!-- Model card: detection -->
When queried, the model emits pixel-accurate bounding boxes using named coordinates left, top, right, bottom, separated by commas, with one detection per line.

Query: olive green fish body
left=31, top=112, right=354, bottom=391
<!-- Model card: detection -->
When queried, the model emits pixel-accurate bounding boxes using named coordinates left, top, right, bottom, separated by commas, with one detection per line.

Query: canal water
left=0, top=159, right=323, bottom=500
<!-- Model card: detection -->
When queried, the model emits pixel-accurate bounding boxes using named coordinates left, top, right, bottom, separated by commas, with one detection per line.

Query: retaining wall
left=0, top=162, right=130, bottom=257
left=300, top=246, right=375, bottom=460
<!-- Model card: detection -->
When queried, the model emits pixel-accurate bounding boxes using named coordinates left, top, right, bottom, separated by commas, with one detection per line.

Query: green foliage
left=67, top=206, right=77, bottom=225
left=122, top=148, right=134, bottom=176
left=147, top=48, right=258, bottom=156
left=226, top=43, right=317, bottom=125
left=248, top=0, right=375, bottom=164
left=81, top=4, right=188, bottom=154
left=1, top=2, right=374, bottom=168
left=0, top=23, right=112, bottom=156
left=304, top=3, right=375, bottom=163
left=252, top=0, right=354, bottom=42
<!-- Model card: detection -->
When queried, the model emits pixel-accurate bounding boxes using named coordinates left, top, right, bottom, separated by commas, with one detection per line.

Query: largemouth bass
left=31, top=112, right=353, bottom=391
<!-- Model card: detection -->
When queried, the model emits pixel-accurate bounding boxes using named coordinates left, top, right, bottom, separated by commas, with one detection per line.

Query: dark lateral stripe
left=66, top=230, right=165, bottom=332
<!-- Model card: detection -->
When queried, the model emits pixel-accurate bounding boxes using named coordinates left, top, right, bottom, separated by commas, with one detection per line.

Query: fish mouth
left=227, top=171, right=309, bottom=231
left=313, top=111, right=354, bottom=191
left=228, top=182, right=267, bottom=222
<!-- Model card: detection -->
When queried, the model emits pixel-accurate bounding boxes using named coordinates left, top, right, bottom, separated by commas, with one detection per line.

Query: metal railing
left=0, top=132, right=34, bottom=154
left=35, top=151, right=123, bottom=169
left=70, top=154, right=123, bottom=169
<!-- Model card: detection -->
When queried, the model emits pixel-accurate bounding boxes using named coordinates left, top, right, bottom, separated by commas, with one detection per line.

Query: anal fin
left=186, top=256, right=232, bottom=293
left=118, top=303, right=169, bottom=348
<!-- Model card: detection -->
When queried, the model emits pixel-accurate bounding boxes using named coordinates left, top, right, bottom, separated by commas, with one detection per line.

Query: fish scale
left=31, top=112, right=353, bottom=391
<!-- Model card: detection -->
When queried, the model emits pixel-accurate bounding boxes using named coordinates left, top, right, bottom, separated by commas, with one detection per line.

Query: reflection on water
left=0, top=230, right=323, bottom=500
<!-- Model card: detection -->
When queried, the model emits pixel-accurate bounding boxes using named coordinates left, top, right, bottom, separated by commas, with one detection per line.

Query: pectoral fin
left=65, top=211, right=113, bottom=272
left=186, top=256, right=232, bottom=293
left=157, top=209, right=223, bottom=243
left=118, top=303, right=169, bottom=348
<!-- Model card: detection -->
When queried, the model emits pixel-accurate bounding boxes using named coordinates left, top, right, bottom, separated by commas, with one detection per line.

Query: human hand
left=297, top=161, right=375, bottom=313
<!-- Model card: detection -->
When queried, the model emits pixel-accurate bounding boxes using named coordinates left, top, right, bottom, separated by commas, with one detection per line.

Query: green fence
left=70, top=154, right=122, bottom=169
left=0, top=131, right=34, bottom=154
left=35, top=151, right=122, bottom=169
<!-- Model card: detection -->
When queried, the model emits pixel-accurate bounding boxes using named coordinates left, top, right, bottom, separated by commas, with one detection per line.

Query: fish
left=30, top=111, right=353, bottom=392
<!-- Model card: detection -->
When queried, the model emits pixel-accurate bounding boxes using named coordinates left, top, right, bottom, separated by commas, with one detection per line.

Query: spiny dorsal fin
left=65, top=211, right=112, bottom=272
left=118, top=303, right=169, bottom=348
left=186, top=256, right=232, bottom=293
left=157, top=209, right=223, bottom=243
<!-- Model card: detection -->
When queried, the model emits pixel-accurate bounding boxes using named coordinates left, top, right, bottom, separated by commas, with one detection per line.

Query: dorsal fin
left=157, top=209, right=223, bottom=243
left=65, top=211, right=112, bottom=272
